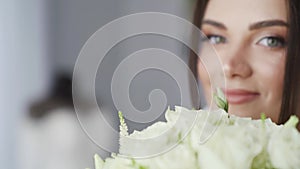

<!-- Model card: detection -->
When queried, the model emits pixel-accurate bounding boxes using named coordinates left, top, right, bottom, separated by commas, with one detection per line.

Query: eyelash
left=204, top=34, right=227, bottom=44
left=257, top=36, right=286, bottom=48
left=204, top=34, right=286, bottom=49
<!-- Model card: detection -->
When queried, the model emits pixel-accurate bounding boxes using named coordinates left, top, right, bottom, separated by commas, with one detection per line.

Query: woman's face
left=198, top=0, right=288, bottom=122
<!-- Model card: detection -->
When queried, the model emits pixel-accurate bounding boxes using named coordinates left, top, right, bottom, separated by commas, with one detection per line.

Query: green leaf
left=260, top=113, right=266, bottom=122
left=213, top=88, right=228, bottom=112
left=260, top=113, right=266, bottom=130
left=284, top=115, right=299, bottom=128
left=119, top=111, right=129, bottom=136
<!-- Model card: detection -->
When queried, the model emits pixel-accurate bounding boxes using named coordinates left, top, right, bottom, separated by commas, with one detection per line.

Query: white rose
left=101, top=157, right=134, bottom=169
left=120, top=106, right=197, bottom=158
left=268, top=127, right=300, bottom=169
left=137, top=143, right=198, bottom=169
left=89, top=107, right=300, bottom=169
left=197, top=123, right=263, bottom=169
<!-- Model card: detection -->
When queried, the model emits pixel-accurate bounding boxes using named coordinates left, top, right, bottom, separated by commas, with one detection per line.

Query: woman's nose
left=222, top=45, right=253, bottom=79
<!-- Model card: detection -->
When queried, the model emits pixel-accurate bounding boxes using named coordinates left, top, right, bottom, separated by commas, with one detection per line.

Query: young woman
left=189, top=0, right=300, bottom=126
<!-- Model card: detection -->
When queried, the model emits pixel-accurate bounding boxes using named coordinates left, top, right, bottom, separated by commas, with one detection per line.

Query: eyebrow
left=249, top=20, right=289, bottom=30
left=202, top=19, right=288, bottom=30
left=202, top=20, right=227, bottom=30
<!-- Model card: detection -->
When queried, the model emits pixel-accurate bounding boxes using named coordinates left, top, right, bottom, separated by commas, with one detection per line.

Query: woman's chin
left=228, top=106, right=262, bottom=119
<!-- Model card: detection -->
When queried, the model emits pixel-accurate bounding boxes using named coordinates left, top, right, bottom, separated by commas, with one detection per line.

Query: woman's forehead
left=203, top=0, right=288, bottom=25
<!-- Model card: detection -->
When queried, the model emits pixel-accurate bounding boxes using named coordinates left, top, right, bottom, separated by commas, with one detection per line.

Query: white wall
left=1, top=0, right=197, bottom=168
left=52, top=0, right=197, bottom=126
left=53, top=0, right=195, bottom=73
left=1, top=0, right=52, bottom=168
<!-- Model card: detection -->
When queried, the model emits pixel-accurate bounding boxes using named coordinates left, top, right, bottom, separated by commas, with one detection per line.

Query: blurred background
left=1, top=0, right=199, bottom=169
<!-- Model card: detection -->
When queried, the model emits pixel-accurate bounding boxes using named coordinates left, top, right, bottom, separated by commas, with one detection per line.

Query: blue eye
left=257, top=36, right=286, bottom=48
left=206, top=35, right=227, bottom=44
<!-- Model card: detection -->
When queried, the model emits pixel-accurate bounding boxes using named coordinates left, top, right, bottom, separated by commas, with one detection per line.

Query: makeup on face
left=198, top=0, right=288, bottom=122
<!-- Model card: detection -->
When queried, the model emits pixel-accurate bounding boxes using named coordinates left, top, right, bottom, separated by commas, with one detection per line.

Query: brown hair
left=189, top=0, right=300, bottom=125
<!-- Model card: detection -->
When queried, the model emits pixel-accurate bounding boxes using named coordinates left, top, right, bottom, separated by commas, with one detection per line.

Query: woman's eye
left=207, top=35, right=226, bottom=44
left=257, top=37, right=286, bottom=48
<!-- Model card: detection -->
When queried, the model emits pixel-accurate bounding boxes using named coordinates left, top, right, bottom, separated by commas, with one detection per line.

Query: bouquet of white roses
left=87, top=104, right=300, bottom=169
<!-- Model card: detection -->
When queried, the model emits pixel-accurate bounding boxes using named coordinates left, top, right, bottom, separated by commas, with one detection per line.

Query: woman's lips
left=224, top=89, right=260, bottom=104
